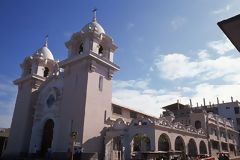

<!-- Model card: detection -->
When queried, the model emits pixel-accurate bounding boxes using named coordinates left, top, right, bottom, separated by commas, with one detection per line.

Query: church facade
left=4, top=11, right=119, bottom=159
left=3, top=11, right=239, bottom=160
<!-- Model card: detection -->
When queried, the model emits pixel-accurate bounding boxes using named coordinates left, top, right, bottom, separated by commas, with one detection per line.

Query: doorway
left=40, top=119, right=54, bottom=156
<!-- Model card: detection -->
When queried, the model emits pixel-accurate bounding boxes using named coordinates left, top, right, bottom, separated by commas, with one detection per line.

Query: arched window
left=199, top=141, right=207, bottom=154
left=195, top=120, right=201, bottom=129
left=188, top=139, right=198, bottom=156
left=78, top=43, right=83, bottom=54
left=158, top=134, right=170, bottom=151
left=44, top=67, right=49, bottom=77
left=175, top=136, right=185, bottom=152
left=98, top=45, right=103, bottom=55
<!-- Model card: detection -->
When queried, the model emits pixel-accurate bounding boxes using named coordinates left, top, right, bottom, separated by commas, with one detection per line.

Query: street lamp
left=71, top=131, right=78, bottom=160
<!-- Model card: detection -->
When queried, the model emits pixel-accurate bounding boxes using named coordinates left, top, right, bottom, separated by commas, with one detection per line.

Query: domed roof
left=81, top=9, right=105, bottom=34
left=82, top=21, right=105, bottom=34
left=37, top=45, right=54, bottom=60
left=34, top=37, right=54, bottom=60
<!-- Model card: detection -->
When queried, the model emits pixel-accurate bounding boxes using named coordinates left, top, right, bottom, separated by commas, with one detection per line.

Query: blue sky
left=1, top=0, right=240, bottom=127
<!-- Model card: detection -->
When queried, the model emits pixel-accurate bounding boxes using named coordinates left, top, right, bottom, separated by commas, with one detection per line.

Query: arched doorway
left=113, top=136, right=122, bottom=151
left=158, top=134, right=170, bottom=151
left=188, top=139, right=197, bottom=157
left=40, top=119, right=54, bottom=156
left=199, top=141, right=207, bottom=154
left=132, top=134, right=151, bottom=152
left=106, top=136, right=123, bottom=160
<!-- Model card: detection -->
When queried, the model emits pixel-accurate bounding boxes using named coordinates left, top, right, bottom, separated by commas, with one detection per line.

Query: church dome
left=81, top=21, right=105, bottom=34
left=36, top=37, right=54, bottom=60
left=37, top=46, right=54, bottom=60
left=81, top=9, right=105, bottom=35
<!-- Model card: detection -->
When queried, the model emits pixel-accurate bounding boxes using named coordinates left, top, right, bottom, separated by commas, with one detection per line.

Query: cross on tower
left=92, top=7, right=97, bottom=22
left=44, top=34, right=48, bottom=47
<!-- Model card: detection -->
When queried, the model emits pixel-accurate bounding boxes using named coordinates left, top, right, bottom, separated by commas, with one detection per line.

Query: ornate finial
left=44, top=34, right=48, bottom=47
left=92, top=7, right=97, bottom=22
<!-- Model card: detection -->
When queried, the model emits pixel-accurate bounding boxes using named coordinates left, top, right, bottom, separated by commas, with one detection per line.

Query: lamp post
left=71, top=131, right=78, bottom=160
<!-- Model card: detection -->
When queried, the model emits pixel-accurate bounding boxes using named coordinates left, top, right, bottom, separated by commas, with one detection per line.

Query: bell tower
left=57, top=10, right=119, bottom=158
left=4, top=38, right=56, bottom=157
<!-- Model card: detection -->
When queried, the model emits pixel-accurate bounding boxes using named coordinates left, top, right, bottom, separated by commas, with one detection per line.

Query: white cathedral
left=4, top=11, right=120, bottom=159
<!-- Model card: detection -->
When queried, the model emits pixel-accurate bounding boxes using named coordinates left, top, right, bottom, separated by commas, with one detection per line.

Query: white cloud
left=191, top=83, right=240, bottom=106
left=112, top=79, right=184, bottom=117
left=223, top=74, right=240, bottom=84
left=113, top=79, right=150, bottom=90
left=170, top=17, right=186, bottom=30
left=198, top=50, right=209, bottom=59
left=177, top=86, right=193, bottom=93
left=212, top=5, right=231, bottom=14
left=154, top=52, right=240, bottom=82
left=208, top=38, right=235, bottom=55
left=154, top=53, right=202, bottom=80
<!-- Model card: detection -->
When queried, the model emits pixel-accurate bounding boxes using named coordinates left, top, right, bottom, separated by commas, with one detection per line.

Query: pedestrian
left=218, top=153, right=224, bottom=160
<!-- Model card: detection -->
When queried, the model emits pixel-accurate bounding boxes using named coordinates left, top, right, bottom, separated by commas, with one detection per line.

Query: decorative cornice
left=14, top=74, right=45, bottom=85
left=110, top=117, right=207, bottom=137
left=59, top=51, right=120, bottom=71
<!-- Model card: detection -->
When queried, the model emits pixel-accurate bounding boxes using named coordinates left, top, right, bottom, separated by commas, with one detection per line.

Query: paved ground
left=230, top=156, right=240, bottom=160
